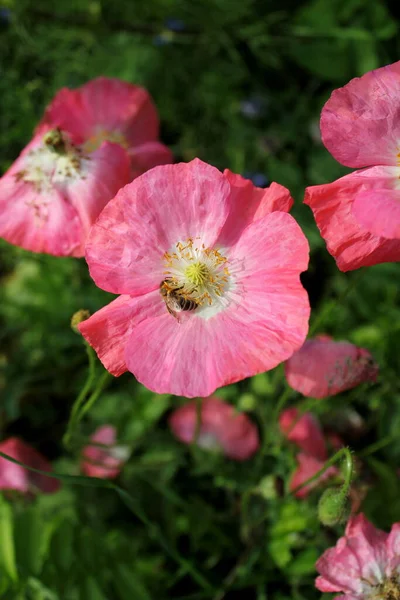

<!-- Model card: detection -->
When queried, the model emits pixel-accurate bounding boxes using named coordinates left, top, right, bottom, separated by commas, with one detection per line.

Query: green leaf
left=50, top=520, right=75, bottom=572
left=114, top=564, right=152, bottom=600
left=82, top=576, right=108, bottom=600
left=0, top=496, right=18, bottom=583
left=287, top=547, right=319, bottom=576
left=14, top=506, right=50, bottom=576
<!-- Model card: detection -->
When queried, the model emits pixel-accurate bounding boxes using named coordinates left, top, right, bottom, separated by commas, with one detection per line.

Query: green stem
left=76, top=370, right=113, bottom=422
left=290, top=447, right=354, bottom=496
left=358, top=434, right=395, bottom=458
left=63, top=342, right=97, bottom=449
left=272, top=385, right=293, bottom=422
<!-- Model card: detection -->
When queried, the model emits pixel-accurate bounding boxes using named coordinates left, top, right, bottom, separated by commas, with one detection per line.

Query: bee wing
left=164, top=295, right=183, bottom=321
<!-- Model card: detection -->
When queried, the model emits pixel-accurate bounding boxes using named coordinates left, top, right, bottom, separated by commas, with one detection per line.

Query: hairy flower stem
left=63, top=342, right=112, bottom=450
left=290, top=446, right=354, bottom=497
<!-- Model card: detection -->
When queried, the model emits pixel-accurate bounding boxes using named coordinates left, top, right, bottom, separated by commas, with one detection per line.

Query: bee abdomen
left=177, top=297, right=198, bottom=311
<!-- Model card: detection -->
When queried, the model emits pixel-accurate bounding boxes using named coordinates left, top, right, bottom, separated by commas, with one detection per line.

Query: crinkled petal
left=217, top=170, right=293, bottom=245
left=0, top=133, right=131, bottom=257
left=316, top=537, right=366, bottom=595
left=85, top=159, right=231, bottom=295
left=345, top=514, right=388, bottom=584
left=67, top=141, right=132, bottom=240
left=352, top=188, right=400, bottom=240
left=304, top=166, right=400, bottom=271
left=316, top=515, right=390, bottom=596
left=321, top=61, right=400, bottom=167
left=78, top=293, right=161, bottom=376
left=285, top=337, right=378, bottom=398
left=0, top=171, right=82, bottom=256
left=386, top=523, right=400, bottom=575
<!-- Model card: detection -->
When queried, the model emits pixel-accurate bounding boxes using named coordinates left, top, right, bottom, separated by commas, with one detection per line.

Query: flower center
left=16, top=130, right=85, bottom=193
left=185, top=262, right=210, bottom=286
left=83, top=128, right=128, bottom=153
left=163, top=238, right=230, bottom=308
left=369, top=575, right=400, bottom=600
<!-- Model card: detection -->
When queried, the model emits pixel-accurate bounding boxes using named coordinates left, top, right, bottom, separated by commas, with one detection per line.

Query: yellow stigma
left=185, top=262, right=210, bottom=285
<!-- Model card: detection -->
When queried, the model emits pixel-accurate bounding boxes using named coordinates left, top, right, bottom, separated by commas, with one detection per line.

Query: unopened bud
left=71, top=309, right=90, bottom=332
left=318, top=487, right=351, bottom=527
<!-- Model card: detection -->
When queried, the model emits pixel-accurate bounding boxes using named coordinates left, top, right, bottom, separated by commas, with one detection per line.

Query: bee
left=160, top=279, right=198, bottom=319
left=43, top=128, right=67, bottom=155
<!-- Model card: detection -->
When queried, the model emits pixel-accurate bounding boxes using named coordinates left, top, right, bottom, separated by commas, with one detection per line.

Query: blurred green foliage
left=1, top=0, right=400, bottom=598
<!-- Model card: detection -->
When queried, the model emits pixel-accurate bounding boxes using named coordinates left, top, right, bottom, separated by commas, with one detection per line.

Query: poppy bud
left=71, top=309, right=91, bottom=332
left=318, top=487, right=351, bottom=527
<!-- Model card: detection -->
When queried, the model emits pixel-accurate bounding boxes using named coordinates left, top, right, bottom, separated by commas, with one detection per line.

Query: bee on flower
left=78, top=159, right=310, bottom=397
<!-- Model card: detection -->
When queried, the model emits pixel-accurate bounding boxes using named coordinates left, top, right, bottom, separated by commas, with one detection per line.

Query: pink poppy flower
left=169, top=396, right=260, bottom=460
left=316, top=514, right=400, bottom=599
left=0, top=437, right=60, bottom=495
left=78, top=160, right=310, bottom=397
left=81, top=425, right=129, bottom=479
left=305, top=62, right=400, bottom=269
left=0, top=125, right=131, bottom=256
left=285, top=335, right=378, bottom=398
left=279, top=407, right=327, bottom=460
left=40, top=77, right=173, bottom=177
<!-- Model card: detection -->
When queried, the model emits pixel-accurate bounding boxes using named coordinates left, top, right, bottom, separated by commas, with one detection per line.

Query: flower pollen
left=370, top=575, right=400, bottom=600
left=16, top=130, right=85, bottom=194
left=163, top=238, right=230, bottom=308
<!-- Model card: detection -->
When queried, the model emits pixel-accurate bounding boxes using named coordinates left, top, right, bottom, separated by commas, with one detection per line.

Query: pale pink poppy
left=169, top=396, right=260, bottom=460
left=316, top=514, right=400, bottom=599
left=285, top=335, right=378, bottom=398
left=305, top=61, right=400, bottom=269
left=81, top=425, right=129, bottom=479
left=279, top=407, right=326, bottom=460
left=0, top=437, right=60, bottom=494
left=0, top=125, right=131, bottom=256
left=40, top=77, right=173, bottom=177
left=79, top=160, right=310, bottom=397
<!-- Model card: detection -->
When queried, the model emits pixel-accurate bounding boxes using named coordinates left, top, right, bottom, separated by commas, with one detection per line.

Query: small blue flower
left=242, top=172, right=269, bottom=188
left=164, top=18, right=185, bottom=32
left=0, top=7, right=11, bottom=22
left=251, top=173, right=269, bottom=188
left=240, top=96, right=267, bottom=119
